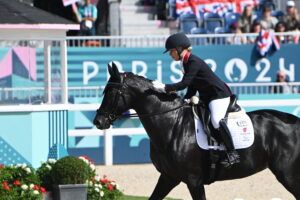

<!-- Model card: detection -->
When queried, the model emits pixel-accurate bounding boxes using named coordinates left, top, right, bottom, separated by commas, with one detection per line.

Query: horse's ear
left=111, top=62, right=121, bottom=80
left=108, top=64, right=113, bottom=76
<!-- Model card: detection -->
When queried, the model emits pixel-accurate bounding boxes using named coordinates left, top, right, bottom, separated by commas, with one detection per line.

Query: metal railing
left=66, top=32, right=300, bottom=48
left=1, top=82, right=299, bottom=105
left=228, top=82, right=300, bottom=95
left=0, top=86, right=104, bottom=105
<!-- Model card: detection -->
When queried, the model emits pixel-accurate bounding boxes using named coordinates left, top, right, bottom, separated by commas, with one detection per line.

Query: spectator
left=274, top=21, right=289, bottom=44
left=259, top=5, right=278, bottom=30
left=226, top=22, right=247, bottom=44
left=78, top=0, right=98, bottom=36
left=167, top=0, right=177, bottom=20
left=283, top=0, right=300, bottom=31
left=248, top=20, right=262, bottom=43
left=272, top=70, right=294, bottom=94
left=283, top=0, right=300, bottom=43
left=238, top=5, right=256, bottom=33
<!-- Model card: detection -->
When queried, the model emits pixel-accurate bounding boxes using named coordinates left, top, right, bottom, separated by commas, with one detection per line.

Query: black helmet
left=163, top=32, right=191, bottom=53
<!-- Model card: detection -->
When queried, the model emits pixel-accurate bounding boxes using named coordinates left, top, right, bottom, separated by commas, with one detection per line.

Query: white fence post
left=104, top=129, right=113, bottom=165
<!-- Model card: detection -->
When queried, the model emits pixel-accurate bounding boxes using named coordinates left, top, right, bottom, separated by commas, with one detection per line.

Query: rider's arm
left=184, top=87, right=197, bottom=99
left=165, top=63, right=199, bottom=93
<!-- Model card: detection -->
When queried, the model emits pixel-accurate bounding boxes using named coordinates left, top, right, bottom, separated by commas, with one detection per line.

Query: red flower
left=0, top=164, right=4, bottom=169
left=107, top=184, right=114, bottom=191
left=33, top=185, right=40, bottom=190
left=80, top=155, right=94, bottom=163
left=40, top=187, right=46, bottom=193
left=2, top=182, right=10, bottom=190
left=13, top=180, right=21, bottom=186
left=100, top=175, right=109, bottom=184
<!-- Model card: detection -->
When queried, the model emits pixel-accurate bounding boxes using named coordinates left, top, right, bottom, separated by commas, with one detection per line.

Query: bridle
left=96, top=75, right=189, bottom=125
left=96, top=81, right=127, bottom=124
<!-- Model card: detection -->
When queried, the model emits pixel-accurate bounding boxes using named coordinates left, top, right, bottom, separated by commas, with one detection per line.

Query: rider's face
left=169, top=49, right=180, bottom=61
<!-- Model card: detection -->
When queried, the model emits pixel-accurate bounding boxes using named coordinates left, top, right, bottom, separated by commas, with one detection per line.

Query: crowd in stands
left=140, top=0, right=300, bottom=44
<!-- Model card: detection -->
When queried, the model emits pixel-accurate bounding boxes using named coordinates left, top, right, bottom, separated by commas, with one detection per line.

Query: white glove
left=190, top=96, right=199, bottom=105
left=152, top=80, right=166, bottom=93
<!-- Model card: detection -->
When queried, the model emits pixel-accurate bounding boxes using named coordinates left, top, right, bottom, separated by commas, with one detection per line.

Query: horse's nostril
left=93, top=118, right=99, bottom=125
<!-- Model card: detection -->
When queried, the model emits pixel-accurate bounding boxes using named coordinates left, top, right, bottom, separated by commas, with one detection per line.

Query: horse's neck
left=133, top=92, right=181, bottom=118
left=133, top=93, right=183, bottom=149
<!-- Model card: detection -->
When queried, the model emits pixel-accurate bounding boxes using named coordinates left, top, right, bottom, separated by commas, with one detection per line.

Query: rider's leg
left=209, top=97, right=240, bottom=167
left=219, top=119, right=240, bottom=167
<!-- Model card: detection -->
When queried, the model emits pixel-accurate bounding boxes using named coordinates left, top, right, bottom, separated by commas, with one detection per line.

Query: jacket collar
left=182, top=51, right=191, bottom=64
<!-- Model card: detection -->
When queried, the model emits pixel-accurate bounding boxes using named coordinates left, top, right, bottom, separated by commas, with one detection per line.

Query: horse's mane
left=123, top=72, right=183, bottom=103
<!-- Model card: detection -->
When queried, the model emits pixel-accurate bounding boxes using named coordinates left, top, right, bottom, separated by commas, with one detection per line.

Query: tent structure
left=0, top=0, right=79, bottom=104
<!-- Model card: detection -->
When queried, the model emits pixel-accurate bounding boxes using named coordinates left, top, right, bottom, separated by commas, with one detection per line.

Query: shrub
left=36, top=159, right=56, bottom=191
left=51, top=156, right=90, bottom=185
left=0, top=164, right=45, bottom=200
left=36, top=156, right=123, bottom=200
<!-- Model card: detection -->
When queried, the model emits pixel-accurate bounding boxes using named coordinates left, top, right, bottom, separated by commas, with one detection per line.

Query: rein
left=123, top=103, right=189, bottom=119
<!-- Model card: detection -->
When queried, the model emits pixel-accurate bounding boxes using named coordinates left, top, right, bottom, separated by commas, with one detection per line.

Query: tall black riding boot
left=219, top=119, right=240, bottom=168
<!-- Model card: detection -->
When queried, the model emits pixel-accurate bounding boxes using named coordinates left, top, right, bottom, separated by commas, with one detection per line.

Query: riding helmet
left=163, top=32, right=191, bottom=53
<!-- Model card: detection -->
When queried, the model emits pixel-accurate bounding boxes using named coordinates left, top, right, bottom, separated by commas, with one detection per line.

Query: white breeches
left=208, top=97, right=230, bottom=129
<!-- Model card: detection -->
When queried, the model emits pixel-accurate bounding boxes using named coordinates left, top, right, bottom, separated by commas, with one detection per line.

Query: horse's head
left=93, top=62, right=183, bottom=130
left=93, top=63, right=135, bottom=129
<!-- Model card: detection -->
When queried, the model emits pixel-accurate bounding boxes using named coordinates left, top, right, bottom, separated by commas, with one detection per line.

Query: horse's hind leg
left=149, top=174, right=180, bottom=200
left=269, top=165, right=300, bottom=199
left=276, top=176, right=300, bottom=199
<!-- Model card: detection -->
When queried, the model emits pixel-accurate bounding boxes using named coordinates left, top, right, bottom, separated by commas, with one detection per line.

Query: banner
left=62, top=44, right=300, bottom=87
left=176, top=0, right=260, bottom=17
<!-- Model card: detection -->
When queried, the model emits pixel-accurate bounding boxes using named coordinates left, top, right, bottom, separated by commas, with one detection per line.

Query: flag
left=176, top=0, right=260, bottom=18
left=256, top=30, right=280, bottom=57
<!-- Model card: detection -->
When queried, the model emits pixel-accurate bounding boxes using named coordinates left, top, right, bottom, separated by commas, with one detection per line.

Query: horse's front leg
left=149, top=174, right=180, bottom=200
left=187, top=179, right=206, bottom=200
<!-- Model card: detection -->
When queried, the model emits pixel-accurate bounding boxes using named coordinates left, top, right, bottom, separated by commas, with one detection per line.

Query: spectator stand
left=203, top=12, right=224, bottom=33
left=190, top=27, right=207, bottom=45
left=224, top=12, right=241, bottom=32
left=179, top=13, right=199, bottom=34
left=214, top=26, right=226, bottom=44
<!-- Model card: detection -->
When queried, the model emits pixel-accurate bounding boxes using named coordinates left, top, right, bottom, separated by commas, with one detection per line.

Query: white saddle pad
left=195, top=109, right=254, bottom=150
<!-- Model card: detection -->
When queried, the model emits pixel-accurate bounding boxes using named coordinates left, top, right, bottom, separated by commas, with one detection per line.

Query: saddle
left=193, top=95, right=241, bottom=144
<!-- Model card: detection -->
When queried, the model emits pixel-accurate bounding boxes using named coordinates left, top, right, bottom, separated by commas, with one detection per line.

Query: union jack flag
left=176, top=0, right=260, bottom=18
left=256, top=30, right=280, bottom=57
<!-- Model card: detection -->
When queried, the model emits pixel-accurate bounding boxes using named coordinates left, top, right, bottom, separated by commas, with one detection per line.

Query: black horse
left=93, top=64, right=300, bottom=200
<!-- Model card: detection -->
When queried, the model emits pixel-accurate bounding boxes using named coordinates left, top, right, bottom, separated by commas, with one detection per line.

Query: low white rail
left=69, top=128, right=145, bottom=166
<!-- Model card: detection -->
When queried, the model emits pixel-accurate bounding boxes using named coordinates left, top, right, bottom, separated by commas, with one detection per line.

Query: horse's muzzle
left=93, top=115, right=110, bottom=130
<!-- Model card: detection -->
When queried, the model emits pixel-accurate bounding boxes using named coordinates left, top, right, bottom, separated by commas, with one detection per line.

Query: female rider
left=152, top=32, right=240, bottom=167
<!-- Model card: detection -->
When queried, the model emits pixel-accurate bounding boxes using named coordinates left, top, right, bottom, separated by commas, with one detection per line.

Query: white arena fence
left=66, top=32, right=300, bottom=47
left=1, top=83, right=299, bottom=104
